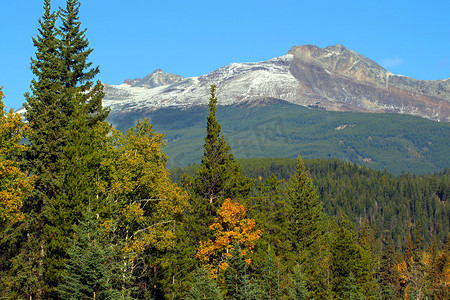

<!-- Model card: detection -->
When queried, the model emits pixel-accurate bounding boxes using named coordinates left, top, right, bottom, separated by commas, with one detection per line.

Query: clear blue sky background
left=1, top=0, right=449, bottom=110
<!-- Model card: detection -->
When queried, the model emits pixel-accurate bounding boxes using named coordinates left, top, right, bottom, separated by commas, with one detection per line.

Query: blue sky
left=1, top=0, right=449, bottom=110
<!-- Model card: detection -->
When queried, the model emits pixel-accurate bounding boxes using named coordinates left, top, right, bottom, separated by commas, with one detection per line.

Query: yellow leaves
left=196, top=198, right=262, bottom=277
left=396, top=261, right=409, bottom=285
left=0, top=88, right=34, bottom=225
left=120, top=203, right=144, bottom=224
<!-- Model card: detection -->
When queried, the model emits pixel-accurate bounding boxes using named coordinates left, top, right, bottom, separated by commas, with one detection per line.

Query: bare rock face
left=104, top=45, right=450, bottom=122
left=287, top=45, right=450, bottom=121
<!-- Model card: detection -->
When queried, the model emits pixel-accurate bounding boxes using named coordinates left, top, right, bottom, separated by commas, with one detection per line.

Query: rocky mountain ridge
left=104, top=44, right=450, bottom=122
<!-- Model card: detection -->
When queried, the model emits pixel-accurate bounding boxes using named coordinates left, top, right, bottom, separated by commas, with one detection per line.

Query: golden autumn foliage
left=0, top=89, right=34, bottom=224
left=395, top=248, right=450, bottom=299
left=100, top=119, right=189, bottom=260
left=196, top=198, right=261, bottom=277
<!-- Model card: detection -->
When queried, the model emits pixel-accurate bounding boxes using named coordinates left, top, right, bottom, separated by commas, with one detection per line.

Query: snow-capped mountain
left=105, top=44, right=450, bottom=122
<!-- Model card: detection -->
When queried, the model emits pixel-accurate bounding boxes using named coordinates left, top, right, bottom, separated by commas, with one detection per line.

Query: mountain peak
left=123, top=69, right=184, bottom=88
left=105, top=44, right=449, bottom=122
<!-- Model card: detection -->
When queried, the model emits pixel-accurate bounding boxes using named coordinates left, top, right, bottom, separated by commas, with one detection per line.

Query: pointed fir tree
left=23, top=0, right=64, bottom=221
left=58, top=209, right=119, bottom=299
left=10, top=1, right=64, bottom=298
left=286, top=156, right=324, bottom=253
left=193, top=85, right=253, bottom=206
left=224, top=243, right=261, bottom=300
left=180, top=86, right=254, bottom=294
left=188, top=267, right=223, bottom=300
left=18, top=0, right=110, bottom=296
left=330, top=212, right=372, bottom=299
left=58, top=0, right=108, bottom=124
left=378, top=234, right=398, bottom=300
left=253, top=174, right=290, bottom=253
left=287, top=265, right=309, bottom=300
left=259, top=246, right=282, bottom=300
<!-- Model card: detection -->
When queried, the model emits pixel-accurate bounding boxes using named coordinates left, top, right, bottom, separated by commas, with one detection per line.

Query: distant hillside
left=108, top=100, right=450, bottom=175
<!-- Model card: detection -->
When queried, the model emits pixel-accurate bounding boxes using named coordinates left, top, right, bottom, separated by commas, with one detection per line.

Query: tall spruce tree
left=58, top=0, right=108, bottom=124
left=188, top=267, right=223, bottom=300
left=287, top=265, right=309, bottom=300
left=259, top=246, right=282, bottom=300
left=193, top=85, right=253, bottom=206
left=224, top=243, right=261, bottom=300
left=177, top=85, right=254, bottom=298
left=287, top=156, right=324, bottom=252
left=8, top=1, right=64, bottom=298
left=330, top=212, right=372, bottom=299
left=58, top=209, right=119, bottom=299
left=378, top=235, right=398, bottom=300
left=12, top=0, right=110, bottom=297
left=44, top=0, right=109, bottom=295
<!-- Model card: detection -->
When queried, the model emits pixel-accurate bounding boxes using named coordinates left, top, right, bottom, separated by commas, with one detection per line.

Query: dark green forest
left=172, top=158, right=450, bottom=249
left=108, top=99, right=450, bottom=176
left=0, top=1, right=449, bottom=299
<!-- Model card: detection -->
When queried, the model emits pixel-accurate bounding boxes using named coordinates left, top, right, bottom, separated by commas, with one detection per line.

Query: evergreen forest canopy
left=108, top=99, right=450, bottom=176
left=0, top=1, right=449, bottom=299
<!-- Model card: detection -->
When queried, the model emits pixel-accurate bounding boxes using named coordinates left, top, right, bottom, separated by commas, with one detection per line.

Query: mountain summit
left=104, top=44, right=450, bottom=122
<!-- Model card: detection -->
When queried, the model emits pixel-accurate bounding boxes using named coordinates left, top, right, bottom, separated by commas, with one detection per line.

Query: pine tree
left=16, top=0, right=110, bottom=297
left=286, top=156, right=330, bottom=299
left=46, top=0, right=109, bottom=294
left=23, top=0, right=65, bottom=209
left=193, top=85, right=253, bottom=206
left=224, top=243, right=261, bottom=300
left=287, top=156, right=324, bottom=252
left=378, top=235, right=398, bottom=300
left=58, top=0, right=108, bottom=124
left=10, top=1, right=64, bottom=297
left=330, top=212, right=372, bottom=299
left=287, top=265, right=309, bottom=300
left=188, top=267, right=223, bottom=300
left=179, top=85, right=254, bottom=297
left=58, top=209, right=119, bottom=299
left=253, top=174, right=290, bottom=253
left=259, top=246, right=282, bottom=300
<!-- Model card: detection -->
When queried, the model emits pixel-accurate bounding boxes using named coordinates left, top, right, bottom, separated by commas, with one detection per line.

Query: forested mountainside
left=109, top=100, right=450, bottom=175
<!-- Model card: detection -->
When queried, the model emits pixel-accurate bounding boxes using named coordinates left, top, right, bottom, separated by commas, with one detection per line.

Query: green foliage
left=0, top=88, right=33, bottom=226
left=193, top=85, right=253, bottom=205
left=252, top=174, right=289, bottom=253
left=188, top=267, right=223, bottom=300
left=174, top=157, right=449, bottom=248
left=109, top=101, right=450, bottom=175
left=330, top=213, right=373, bottom=299
left=258, top=247, right=282, bottom=300
left=6, top=0, right=110, bottom=297
left=224, top=243, right=261, bottom=300
left=99, top=119, right=189, bottom=299
left=59, top=0, right=108, bottom=125
left=287, top=265, right=309, bottom=300
left=287, top=156, right=324, bottom=252
left=58, top=210, right=119, bottom=299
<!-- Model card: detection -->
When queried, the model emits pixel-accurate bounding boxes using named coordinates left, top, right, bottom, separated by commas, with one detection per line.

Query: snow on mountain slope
left=17, top=44, right=449, bottom=122
left=103, top=54, right=302, bottom=113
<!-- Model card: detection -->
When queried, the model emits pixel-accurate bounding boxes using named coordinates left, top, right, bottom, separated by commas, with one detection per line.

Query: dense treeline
left=0, top=1, right=449, bottom=299
left=172, top=158, right=450, bottom=248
